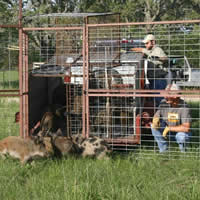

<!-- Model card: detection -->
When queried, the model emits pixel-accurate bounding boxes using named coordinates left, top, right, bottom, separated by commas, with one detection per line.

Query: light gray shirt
left=142, top=45, right=167, bottom=65
left=154, top=99, right=191, bottom=127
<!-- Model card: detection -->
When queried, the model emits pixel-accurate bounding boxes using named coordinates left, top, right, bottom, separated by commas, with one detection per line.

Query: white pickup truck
left=169, top=55, right=200, bottom=88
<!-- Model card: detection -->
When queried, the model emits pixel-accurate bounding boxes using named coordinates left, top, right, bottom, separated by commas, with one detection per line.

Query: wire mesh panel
left=26, top=13, right=120, bottom=137
left=0, top=28, right=19, bottom=89
left=27, top=28, right=84, bottom=135
left=22, top=17, right=200, bottom=159
left=86, top=21, right=200, bottom=159
left=0, top=98, right=19, bottom=139
left=89, top=95, right=139, bottom=139
left=0, top=27, right=19, bottom=138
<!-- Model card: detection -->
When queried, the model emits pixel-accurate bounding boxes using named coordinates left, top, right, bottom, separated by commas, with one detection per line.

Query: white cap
left=165, top=83, right=181, bottom=96
left=165, top=83, right=180, bottom=91
left=143, top=34, right=155, bottom=43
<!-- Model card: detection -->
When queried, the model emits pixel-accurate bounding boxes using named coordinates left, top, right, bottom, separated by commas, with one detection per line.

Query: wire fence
left=85, top=21, right=200, bottom=159
left=0, top=28, right=19, bottom=89
left=1, top=16, right=200, bottom=159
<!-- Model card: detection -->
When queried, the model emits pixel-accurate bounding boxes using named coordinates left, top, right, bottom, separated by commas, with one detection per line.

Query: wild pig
left=0, top=136, right=53, bottom=164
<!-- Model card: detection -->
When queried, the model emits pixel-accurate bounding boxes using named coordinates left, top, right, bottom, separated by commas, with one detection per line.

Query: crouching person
left=151, top=84, right=192, bottom=153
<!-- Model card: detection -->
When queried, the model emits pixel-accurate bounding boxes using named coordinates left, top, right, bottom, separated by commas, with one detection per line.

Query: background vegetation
left=0, top=0, right=199, bottom=73
left=1, top=0, right=199, bottom=23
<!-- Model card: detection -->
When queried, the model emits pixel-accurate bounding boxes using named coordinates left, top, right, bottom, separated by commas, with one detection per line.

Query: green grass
left=0, top=154, right=200, bottom=200
left=0, top=99, right=19, bottom=138
left=0, top=70, right=19, bottom=89
left=0, top=97, right=200, bottom=200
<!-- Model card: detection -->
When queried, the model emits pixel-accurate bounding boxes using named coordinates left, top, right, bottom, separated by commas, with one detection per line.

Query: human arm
left=131, top=47, right=167, bottom=58
left=162, top=122, right=190, bottom=138
left=168, top=122, right=190, bottom=133
left=143, top=47, right=168, bottom=65
left=168, top=104, right=191, bottom=133
left=152, top=116, right=160, bottom=129
left=151, top=110, right=161, bottom=129
left=130, top=48, right=144, bottom=53
left=163, top=101, right=192, bottom=138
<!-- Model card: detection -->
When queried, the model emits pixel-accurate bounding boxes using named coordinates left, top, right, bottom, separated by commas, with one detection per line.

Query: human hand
left=130, top=48, right=143, bottom=52
left=162, top=126, right=170, bottom=139
left=152, top=117, right=160, bottom=129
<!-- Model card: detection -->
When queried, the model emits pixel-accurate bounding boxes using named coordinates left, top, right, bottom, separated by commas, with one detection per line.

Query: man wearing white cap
left=151, top=83, right=191, bottom=153
left=131, top=34, right=169, bottom=106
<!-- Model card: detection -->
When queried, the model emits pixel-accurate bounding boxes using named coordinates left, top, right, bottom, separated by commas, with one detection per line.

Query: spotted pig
left=72, top=134, right=112, bottom=159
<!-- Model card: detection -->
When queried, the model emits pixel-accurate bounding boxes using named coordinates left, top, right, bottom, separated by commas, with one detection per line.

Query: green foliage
left=0, top=0, right=200, bottom=25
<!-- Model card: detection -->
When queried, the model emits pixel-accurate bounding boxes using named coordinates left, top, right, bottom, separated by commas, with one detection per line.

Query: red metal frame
left=18, top=0, right=23, bottom=138
left=15, top=0, right=200, bottom=144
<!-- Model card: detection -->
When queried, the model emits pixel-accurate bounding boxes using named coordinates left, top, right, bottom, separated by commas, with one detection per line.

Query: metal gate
left=1, top=8, right=200, bottom=158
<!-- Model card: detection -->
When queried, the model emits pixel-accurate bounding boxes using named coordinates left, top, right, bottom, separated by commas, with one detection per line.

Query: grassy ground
left=0, top=99, right=19, bottom=138
left=0, top=154, right=200, bottom=200
left=0, top=95, right=200, bottom=200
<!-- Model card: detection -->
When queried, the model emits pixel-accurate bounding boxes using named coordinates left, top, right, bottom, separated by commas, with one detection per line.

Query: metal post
left=83, top=17, right=89, bottom=138
left=18, top=0, right=23, bottom=137
left=105, top=47, right=112, bottom=138
left=23, top=32, right=29, bottom=138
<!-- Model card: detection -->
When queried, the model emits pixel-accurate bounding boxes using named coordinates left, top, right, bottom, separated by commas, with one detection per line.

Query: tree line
left=0, top=0, right=199, bottom=24
left=0, top=0, right=199, bottom=70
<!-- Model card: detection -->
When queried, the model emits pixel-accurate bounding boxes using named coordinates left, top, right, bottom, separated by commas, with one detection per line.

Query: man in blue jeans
left=151, top=84, right=192, bottom=153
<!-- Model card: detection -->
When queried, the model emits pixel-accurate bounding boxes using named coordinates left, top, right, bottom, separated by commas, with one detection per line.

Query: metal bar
left=104, top=46, right=112, bottom=138
left=87, top=19, right=200, bottom=28
left=88, top=89, right=200, bottom=94
left=82, top=19, right=86, bottom=137
left=24, top=32, right=29, bottom=138
left=0, top=94, right=20, bottom=97
left=66, top=84, right=71, bottom=137
left=106, top=138, right=140, bottom=144
left=23, top=27, right=83, bottom=31
left=87, top=93, right=200, bottom=98
left=28, top=12, right=118, bottom=18
left=31, top=74, right=65, bottom=77
left=0, top=90, right=19, bottom=92
left=85, top=16, right=90, bottom=138
left=18, top=0, right=23, bottom=138
left=0, top=24, right=19, bottom=28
